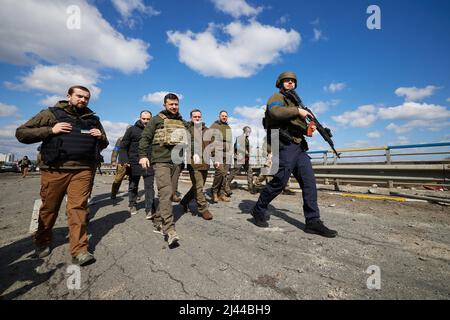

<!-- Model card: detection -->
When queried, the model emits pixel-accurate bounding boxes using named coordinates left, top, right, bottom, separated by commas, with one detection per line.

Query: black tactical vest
left=40, top=107, right=101, bottom=165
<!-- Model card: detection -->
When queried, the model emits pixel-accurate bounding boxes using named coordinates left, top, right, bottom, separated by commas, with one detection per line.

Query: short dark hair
left=68, top=85, right=90, bottom=96
left=219, top=110, right=228, bottom=116
left=140, top=110, right=152, bottom=117
left=190, top=109, right=202, bottom=117
left=164, top=93, right=179, bottom=104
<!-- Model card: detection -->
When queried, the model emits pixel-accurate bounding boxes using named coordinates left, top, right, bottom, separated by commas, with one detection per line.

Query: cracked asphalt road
left=1, top=173, right=449, bottom=300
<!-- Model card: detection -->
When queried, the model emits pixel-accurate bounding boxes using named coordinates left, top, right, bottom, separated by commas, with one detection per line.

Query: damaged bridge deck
left=0, top=173, right=449, bottom=300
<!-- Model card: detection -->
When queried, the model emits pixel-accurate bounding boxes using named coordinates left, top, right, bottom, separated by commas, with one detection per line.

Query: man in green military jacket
left=138, top=93, right=186, bottom=247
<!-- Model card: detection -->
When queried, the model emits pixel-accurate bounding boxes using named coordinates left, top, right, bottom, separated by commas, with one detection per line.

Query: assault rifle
left=283, top=90, right=341, bottom=158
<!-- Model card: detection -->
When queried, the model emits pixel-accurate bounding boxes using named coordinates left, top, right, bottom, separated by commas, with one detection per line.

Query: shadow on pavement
left=0, top=234, right=66, bottom=300
left=0, top=206, right=131, bottom=299
left=88, top=210, right=131, bottom=252
left=238, top=199, right=305, bottom=230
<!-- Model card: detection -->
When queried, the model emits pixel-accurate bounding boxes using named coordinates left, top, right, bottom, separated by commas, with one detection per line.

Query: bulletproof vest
left=153, top=113, right=187, bottom=146
left=40, top=107, right=101, bottom=165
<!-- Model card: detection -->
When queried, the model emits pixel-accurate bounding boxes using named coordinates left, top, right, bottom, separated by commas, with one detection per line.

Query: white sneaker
left=167, top=230, right=180, bottom=246
left=128, top=206, right=137, bottom=215
left=153, top=224, right=163, bottom=235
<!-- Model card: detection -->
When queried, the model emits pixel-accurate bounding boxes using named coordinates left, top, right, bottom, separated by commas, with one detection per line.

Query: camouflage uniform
left=226, top=133, right=254, bottom=192
left=210, top=120, right=233, bottom=200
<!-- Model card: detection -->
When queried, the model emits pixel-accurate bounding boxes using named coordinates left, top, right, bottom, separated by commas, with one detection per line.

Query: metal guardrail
left=313, top=163, right=450, bottom=188
left=307, top=142, right=450, bottom=165
left=99, top=142, right=450, bottom=188
left=307, top=142, right=450, bottom=188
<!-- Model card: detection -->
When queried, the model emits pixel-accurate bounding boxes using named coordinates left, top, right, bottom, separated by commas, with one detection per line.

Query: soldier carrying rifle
left=250, top=71, right=337, bottom=238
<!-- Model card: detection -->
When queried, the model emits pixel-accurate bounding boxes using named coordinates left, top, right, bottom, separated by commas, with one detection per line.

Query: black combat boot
left=250, top=208, right=269, bottom=228
left=305, top=220, right=337, bottom=238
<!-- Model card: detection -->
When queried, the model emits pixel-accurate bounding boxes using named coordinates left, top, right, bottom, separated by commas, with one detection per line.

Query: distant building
left=0, top=153, right=15, bottom=162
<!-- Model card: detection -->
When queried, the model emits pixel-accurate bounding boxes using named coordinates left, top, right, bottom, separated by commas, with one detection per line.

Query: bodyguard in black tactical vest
left=250, top=72, right=337, bottom=238
left=16, top=85, right=109, bottom=265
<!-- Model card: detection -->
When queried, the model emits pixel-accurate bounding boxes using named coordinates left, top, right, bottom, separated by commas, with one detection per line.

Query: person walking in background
left=110, top=125, right=132, bottom=200
left=18, top=155, right=31, bottom=178
left=210, top=111, right=233, bottom=203
left=226, top=126, right=255, bottom=194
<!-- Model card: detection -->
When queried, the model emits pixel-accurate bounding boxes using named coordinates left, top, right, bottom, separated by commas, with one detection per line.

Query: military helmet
left=275, top=71, right=297, bottom=88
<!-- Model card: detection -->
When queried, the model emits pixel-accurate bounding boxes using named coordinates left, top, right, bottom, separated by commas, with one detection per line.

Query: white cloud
left=324, top=82, right=346, bottom=93
left=311, top=18, right=320, bottom=26
left=111, top=0, right=160, bottom=28
left=277, top=15, right=290, bottom=25
left=395, top=85, right=440, bottom=102
left=167, top=21, right=300, bottom=78
left=101, top=120, right=133, bottom=162
left=378, top=102, right=450, bottom=120
left=112, top=0, right=160, bottom=18
left=332, top=105, right=377, bottom=128
left=211, top=0, right=262, bottom=18
left=0, top=121, right=40, bottom=159
left=344, top=140, right=371, bottom=148
left=335, top=101, right=450, bottom=133
left=0, top=103, right=18, bottom=117
left=309, top=100, right=339, bottom=114
left=102, top=120, right=131, bottom=144
left=367, top=131, right=381, bottom=139
left=39, top=95, right=64, bottom=107
left=396, top=136, right=410, bottom=145
left=386, top=122, right=409, bottom=134
left=447, top=98, right=450, bottom=102
left=313, top=28, right=325, bottom=41
left=0, top=138, right=40, bottom=159
left=0, top=0, right=150, bottom=74
left=233, top=105, right=265, bottom=120
left=142, top=91, right=184, bottom=105
left=0, top=122, right=19, bottom=138
left=386, top=119, right=450, bottom=134
left=6, top=64, right=101, bottom=100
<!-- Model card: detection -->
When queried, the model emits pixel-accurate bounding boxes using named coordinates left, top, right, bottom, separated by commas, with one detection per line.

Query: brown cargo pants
left=34, top=169, right=94, bottom=257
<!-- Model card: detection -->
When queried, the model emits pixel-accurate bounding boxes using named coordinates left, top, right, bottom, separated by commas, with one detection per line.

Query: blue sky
left=0, top=0, right=449, bottom=160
